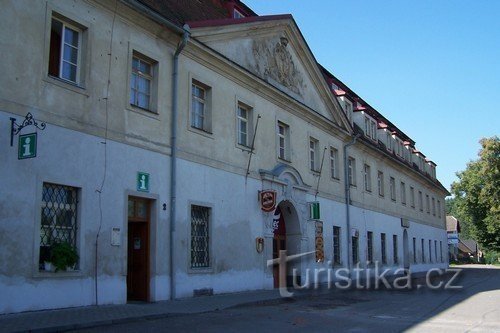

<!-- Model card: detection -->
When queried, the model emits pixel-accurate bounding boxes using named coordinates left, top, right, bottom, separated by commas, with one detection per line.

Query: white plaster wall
left=0, top=110, right=170, bottom=313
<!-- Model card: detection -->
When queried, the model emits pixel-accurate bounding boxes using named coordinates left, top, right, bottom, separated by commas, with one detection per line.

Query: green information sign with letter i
left=18, top=133, right=37, bottom=160
left=137, top=172, right=150, bottom=192
left=310, top=201, right=320, bottom=220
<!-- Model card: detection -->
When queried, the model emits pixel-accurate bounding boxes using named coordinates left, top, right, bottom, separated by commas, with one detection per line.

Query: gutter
left=343, top=134, right=360, bottom=276
left=121, top=0, right=190, bottom=301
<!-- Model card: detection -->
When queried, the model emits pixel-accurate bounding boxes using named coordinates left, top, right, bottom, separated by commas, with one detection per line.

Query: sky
left=243, top=0, right=500, bottom=192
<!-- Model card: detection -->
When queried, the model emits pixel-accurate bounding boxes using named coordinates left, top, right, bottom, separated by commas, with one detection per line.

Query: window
left=236, top=103, right=252, bottom=147
left=410, top=186, right=415, bottom=208
left=435, top=240, right=438, bottom=262
left=390, top=177, right=396, bottom=201
left=413, top=237, right=417, bottom=264
left=191, top=80, right=211, bottom=132
left=48, top=16, right=83, bottom=84
left=309, top=137, right=319, bottom=171
left=437, top=200, right=442, bottom=218
left=352, top=235, right=359, bottom=264
left=421, top=239, right=425, bottom=263
left=418, top=191, right=423, bottom=212
left=426, top=194, right=430, bottom=214
left=363, top=164, right=372, bottom=192
left=40, top=183, right=79, bottom=270
left=191, top=205, right=210, bottom=268
left=381, top=233, right=387, bottom=264
left=130, top=54, right=154, bottom=110
left=393, top=235, right=398, bottom=265
left=400, top=182, right=406, bottom=205
left=432, top=197, right=436, bottom=216
left=277, top=122, right=290, bottom=161
left=330, top=147, right=339, bottom=179
left=429, top=240, right=435, bottom=262
left=333, top=226, right=341, bottom=265
left=367, top=231, right=373, bottom=264
left=378, top=171, right=384, bottom=196
left=348, top=157, right=356, bottom=186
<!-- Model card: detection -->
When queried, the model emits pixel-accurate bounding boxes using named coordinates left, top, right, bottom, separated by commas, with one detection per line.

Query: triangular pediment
left=190, top=16, right=351, bottom=132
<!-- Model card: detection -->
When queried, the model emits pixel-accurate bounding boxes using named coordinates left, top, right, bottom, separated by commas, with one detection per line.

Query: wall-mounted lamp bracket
left=10, top=113, right=46, bottom=146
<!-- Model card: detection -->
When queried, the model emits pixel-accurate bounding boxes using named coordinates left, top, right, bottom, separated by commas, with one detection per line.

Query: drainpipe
left=170, top=27, right=190, bottom=300
left=343, top=134, right=360, bottom=276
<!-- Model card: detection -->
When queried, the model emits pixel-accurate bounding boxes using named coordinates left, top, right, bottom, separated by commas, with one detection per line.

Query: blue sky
left=244, top=0, right=500, bottom=192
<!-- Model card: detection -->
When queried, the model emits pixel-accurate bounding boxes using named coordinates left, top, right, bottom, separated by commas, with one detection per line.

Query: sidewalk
left=0, top=270, right=449, bottom=333
left=0, top=289, right=283, bottom=333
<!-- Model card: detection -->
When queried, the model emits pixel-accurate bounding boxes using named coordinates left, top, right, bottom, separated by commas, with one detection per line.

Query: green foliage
left=484, top=251, right=500, bottom=265
left=50, top=242, right=79, bottom=272
left=451, top=136, right=500, bottom=251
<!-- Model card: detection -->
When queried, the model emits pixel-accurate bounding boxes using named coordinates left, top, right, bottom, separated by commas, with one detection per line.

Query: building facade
left=0, top=0, right=449, bottom=314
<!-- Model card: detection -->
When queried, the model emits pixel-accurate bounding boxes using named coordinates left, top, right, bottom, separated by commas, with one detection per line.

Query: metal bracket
left=10, top=112, right=46, bottom=146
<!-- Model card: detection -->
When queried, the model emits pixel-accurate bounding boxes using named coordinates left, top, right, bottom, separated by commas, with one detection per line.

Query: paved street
left=72, top=266, right=500, bottom=333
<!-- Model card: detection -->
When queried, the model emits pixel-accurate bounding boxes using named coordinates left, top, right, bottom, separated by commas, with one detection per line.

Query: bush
left=484, top=251, right=500, bottom=265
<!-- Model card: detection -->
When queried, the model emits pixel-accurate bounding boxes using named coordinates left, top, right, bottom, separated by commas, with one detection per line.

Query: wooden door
left=273, top=235, right=286, bottom=288
left=127, top=197, right=150, bottom=302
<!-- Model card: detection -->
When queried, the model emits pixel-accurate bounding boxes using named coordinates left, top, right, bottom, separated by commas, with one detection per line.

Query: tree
left=451, top=136, right=500, bottom=251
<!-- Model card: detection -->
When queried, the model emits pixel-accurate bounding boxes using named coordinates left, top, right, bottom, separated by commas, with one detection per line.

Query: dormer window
left=386, top=131, right=394, bottom=151
left=343, top=99, right=353, bottom=123
left=364, top=116, right=377, bottom=141
left=233, top=9, right=245, bottom=18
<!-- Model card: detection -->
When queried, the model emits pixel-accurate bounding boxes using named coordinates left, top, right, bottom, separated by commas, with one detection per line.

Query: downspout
left=343, top=134, right=360, bottom=277
left=170, top=27, right=190, bottom=300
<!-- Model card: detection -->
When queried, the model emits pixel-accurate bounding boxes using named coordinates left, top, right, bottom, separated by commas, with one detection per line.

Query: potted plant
left=50, top=242, right=79, bottom=272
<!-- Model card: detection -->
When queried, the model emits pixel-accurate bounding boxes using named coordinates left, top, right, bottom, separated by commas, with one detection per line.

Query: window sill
left=188, top=126, right=214, bottom=139
left=331, top=177, right=340, bottom=183
left=43, top=76, right=89, bottom=97
left=34, top=269, right=83, bottom=278
left=278, top=157, right=291, bottom=164
left=310, top=169, right=320, bottom=175
left=236, top=143, right=252, bottom=152
left=127, top=105, right=160, bottom=120
left=188, top=267, right=214, bottom=274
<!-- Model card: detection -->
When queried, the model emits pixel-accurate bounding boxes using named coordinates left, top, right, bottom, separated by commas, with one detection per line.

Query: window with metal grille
left=381, top=233, right=387, bottom=264
left=367, top=231, right=373, bottom=264
left=352, top=236, right=359, bottom=264
left=191, top=205, right=210, bottom=268
left=333, top=226, right=341, bottom=265
left=39, top=183, right=79, bottom=269
left=393, top=235, right=398, bottom=264
left=413, top=237, right=417, bottom=263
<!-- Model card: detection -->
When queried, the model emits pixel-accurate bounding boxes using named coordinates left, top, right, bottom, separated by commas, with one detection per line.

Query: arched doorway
left=403, top=229, right=409, bottom=270
left=272, top=200, right=301, bottom=288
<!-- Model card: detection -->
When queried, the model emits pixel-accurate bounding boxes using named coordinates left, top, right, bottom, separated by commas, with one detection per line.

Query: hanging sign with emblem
left=259, top=190, right=277, bottom=212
